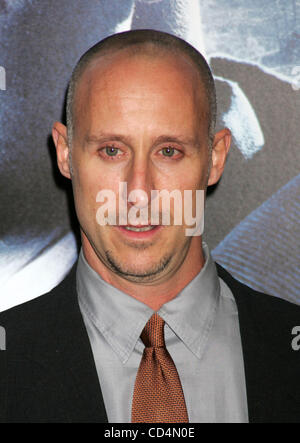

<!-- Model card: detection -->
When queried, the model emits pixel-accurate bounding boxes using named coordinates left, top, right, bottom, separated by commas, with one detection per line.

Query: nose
left=125, top=156, right=154, bottom=210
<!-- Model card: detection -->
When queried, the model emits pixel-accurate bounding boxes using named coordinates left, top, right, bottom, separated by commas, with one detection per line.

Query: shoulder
left=216, top=263, right=300, bottom=360
left=216, top=263, right=300, bottom=322
left=216, top=265, right=300, bottom=423
left=0, top=265, right=77, bottom=352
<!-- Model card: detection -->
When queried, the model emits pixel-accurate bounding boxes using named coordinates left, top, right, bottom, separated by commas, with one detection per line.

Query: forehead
left=73, top=49, right=209, bottom=132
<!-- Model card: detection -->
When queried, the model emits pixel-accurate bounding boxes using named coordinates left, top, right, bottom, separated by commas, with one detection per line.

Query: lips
left=123, top=225, right=156, bottom=232
left=116, top=224, right=162, bottom=238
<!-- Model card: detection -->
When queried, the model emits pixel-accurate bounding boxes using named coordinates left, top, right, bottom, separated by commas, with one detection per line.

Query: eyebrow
left=153, top=135, right=198, bottom=147
left=84, top=133, right=199, bottom=147
left=84, top=133, right=132, bottom=145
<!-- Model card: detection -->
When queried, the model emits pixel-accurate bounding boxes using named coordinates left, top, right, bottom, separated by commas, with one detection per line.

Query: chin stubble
left=105, top=249, right=172, bottom=282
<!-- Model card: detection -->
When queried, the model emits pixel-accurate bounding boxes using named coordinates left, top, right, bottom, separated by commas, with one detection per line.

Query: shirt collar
left=158, top=243, right=220, bottom=359
left=77, top=242, right=220, bottom=363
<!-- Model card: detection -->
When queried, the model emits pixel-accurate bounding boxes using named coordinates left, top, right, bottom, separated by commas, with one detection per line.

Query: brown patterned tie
left=131, top=313, right=189, bottom=423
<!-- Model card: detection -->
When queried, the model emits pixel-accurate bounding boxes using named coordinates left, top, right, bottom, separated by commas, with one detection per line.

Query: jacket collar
left=216, top=263, right=300, bottom=423
left=25, top=264, right=108, bottom=423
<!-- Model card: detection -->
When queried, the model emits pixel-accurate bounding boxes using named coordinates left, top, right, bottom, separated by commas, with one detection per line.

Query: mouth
left=116, top=224, right=162, bottom=239
left=123, top=225, right=156, bottom=232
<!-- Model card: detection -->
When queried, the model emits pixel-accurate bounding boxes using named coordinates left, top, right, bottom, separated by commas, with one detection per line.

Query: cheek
left=187, top=164, right=209, bottom=189
left=73, top=172, right=97, bottom=202
left=76, top=157, right=125, bottom=194
left=162, top=173, right=206, bottom=194
left=160, top=155, right=209, bottom=191
left=73, top=171, right=125, bottom=229
left=72, top=158, right=113, bottom=197
left=71, top=171, right=100, bottom=229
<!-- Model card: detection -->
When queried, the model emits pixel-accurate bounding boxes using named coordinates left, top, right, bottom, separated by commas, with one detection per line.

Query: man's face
left=70, top=50, right=211, bottom=283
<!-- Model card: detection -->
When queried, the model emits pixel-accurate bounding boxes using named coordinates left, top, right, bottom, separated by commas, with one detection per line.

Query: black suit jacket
left=0, top=263, right=299, bottom=423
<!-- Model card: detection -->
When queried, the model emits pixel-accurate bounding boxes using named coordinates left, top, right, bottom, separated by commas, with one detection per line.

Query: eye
left=98, top=145, right=123, bottom=159
left=104, top=146, right=120, bottom=156
left=159, top=146, right=181, bottom=158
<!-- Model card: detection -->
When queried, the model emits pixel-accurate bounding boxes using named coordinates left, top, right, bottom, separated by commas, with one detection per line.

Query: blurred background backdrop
left=0, top=0, right=299, bottom=310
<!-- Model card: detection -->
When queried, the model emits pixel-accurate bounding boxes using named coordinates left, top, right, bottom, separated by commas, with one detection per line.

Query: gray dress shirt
left=77, top=243, right=249, bottom=423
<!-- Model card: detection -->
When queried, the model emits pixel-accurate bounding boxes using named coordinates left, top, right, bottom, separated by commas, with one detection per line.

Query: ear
left=52, top=122, right=72, bottom=179
left=208, top=128, right=231, bottom=186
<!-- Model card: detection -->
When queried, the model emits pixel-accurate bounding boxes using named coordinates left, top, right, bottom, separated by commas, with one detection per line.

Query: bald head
left=66, top=29, right=217, bottom=148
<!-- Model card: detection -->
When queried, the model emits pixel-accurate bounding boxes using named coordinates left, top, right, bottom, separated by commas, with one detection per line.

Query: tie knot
left=141, top=313, right=165, bottom=348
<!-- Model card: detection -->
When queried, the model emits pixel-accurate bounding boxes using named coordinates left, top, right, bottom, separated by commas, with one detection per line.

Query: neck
left=81, top=234, right=205, bottom=311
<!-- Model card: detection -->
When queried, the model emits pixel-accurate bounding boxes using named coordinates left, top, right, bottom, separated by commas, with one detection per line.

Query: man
left=0, top=30, right=299, bottom=423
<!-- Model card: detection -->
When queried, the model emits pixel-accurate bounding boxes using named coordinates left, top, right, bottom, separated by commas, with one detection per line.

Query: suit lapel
left=54, top=284, right=108, bottom=423
left=54, top=266, right=108, bottom=422
left=26, top=266, right=108, bottom=423
left=216, top=263, right=300, bottom=423
left=216, top=264, right=264, bottom=421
